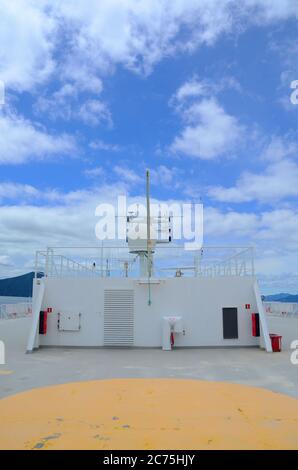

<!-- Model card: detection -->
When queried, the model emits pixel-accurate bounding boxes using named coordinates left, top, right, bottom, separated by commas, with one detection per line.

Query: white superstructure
left=27, top=172, right=272, bottom=353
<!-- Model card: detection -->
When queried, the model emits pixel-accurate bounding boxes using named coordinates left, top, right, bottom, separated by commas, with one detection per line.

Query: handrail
left=35, top=245, right=255, bottom=279
left=0, top=301, right=32, bottom=320
left=264, top=301, right=298, bottom=319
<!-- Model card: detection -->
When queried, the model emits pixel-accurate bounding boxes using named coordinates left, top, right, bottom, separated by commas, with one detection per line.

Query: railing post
left=51, top=249, right=54, bottom=276
left=45, top=248, right=50, bottom=277
left=34, top=251, right=38, bottom=279
left=251, top=247, right=255, bottom=276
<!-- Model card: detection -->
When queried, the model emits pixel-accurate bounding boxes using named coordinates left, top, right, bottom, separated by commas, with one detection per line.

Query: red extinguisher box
left=39, top=311, right=48, bottom=335
left=270, top=334, right=282, bottom=352
left=252, top=313, right=260, bottom=337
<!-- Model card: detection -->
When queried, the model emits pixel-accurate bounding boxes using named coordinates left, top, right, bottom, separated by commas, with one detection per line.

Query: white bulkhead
left=29, top=274, right=267, bottom=350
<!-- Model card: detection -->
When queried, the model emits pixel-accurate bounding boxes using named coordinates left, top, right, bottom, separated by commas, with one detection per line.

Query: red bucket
left=270, top=334, right=282, bottom=352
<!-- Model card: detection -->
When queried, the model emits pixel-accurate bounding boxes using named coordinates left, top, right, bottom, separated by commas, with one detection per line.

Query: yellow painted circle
left=1, top=379, right=298, bottom=450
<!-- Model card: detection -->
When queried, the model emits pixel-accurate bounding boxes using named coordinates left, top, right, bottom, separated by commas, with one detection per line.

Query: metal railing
left=0, top=301, right=32, bottom=320
left=264, top=301, right=298, bottom=319
left=35, top=249, right=102, bottom=279
left=198, top=247, right=254, bottom=277
left=35, top=245, right=255, bottom=279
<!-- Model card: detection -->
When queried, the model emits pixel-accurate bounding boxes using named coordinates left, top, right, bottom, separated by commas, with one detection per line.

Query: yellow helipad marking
left=0, top=379, right=298, bottom=450
left=0, top=370, right=13, bottom=375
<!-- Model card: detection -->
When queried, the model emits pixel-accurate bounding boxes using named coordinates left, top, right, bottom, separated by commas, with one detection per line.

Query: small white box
left=58, top=312, right=81, bottom=331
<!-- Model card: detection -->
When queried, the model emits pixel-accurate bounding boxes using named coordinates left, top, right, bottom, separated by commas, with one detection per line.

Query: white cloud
left=260, top=136, right=298, bottom=161
left=113, top=166, right=142, bottom=185
left=0, top=182, right=39, bottom=201
left=204, top=207, right=259, bottom=238
left=247, top=0, right=298, bottom=22
left=35, top=84, right=78, bottom=121
left=209, top=160, right=298, bottom=203
left=89, top=140, right=121, bottom=152
left=174, top=78, right=206, bottom=102
left=79, top=100, right=112, bottom=127
left=171, top=97, right=244, bottom=159
left=83, top=164, right=183, bottom=191
left=46, top=1, right=298, bottom=79
left=1, top=0, right=298, bottom=94
left=83, top=164, right=181, bottom=189
left=204, top=205, right=298, bottom=287
left=0, top=0, right=55, bottom=92
left=150, top=165, right=182, bottom=189
left=59, top=62, right=103, bottom=95
left=172, top=76, right=242, bottom=106
left=256, top=209, right=298, bottom=249
left=35, top=86, right=111, bottom=127
left=49, top=0, right=208, bottom=76
left=0, top=109, right=77, bottom=164
left=170, top=75, right=245, bottom=160
left=0, top=182, right=98, bottom=204
left=205, top=206, right=298, bottom=252
left=49, top=0, right=296, bottom=83
left=0, top=181, right=129, bottom=276
left=209, top=138, right=298, bottom=203
left=84, top=167, right=106, bottom=179
left=0, top=255, right=13, bottom=267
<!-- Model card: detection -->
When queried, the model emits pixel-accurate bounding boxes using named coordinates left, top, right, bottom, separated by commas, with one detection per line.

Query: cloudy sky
left=0, top=0, right=298, bottom=293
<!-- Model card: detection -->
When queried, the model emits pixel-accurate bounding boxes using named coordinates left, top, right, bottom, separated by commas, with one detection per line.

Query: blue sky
left=0, top=0, right=298, bottom=293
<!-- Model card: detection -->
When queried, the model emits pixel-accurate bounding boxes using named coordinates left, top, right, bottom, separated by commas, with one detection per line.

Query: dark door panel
left=222, top=307, right=238, bottom=339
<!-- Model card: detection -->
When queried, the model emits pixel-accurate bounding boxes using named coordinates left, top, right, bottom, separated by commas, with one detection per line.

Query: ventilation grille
left=104, top=289, right=134, bottom=346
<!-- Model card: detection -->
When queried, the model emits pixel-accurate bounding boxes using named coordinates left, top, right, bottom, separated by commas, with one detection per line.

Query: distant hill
left=264, top=293, right=298, bottom=303
left=0, top=272, right=43, bottom=298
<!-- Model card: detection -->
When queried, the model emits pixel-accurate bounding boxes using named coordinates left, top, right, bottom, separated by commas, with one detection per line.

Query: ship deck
left=1, top=319, right=298, bottom=450
left=1, top=341, right=297, bottom=399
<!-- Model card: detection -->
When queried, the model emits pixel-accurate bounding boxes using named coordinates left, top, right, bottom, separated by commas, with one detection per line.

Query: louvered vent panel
left=104, top=289, right=134, bottom=346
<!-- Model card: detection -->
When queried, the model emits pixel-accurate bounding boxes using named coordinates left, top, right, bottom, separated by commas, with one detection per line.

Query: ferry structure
left=26, top=172, right=272, bottom=353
